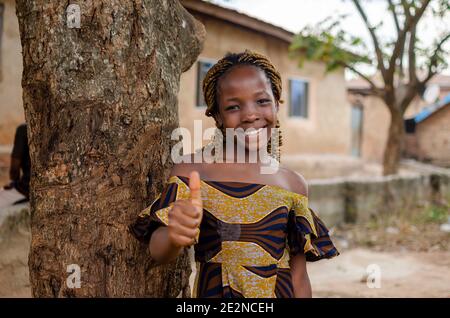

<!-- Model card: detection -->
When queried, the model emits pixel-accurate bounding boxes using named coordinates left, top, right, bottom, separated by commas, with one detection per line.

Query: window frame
left=288, top=77, right=310, bottom=118
left=196, top=57, right=217, bottom=109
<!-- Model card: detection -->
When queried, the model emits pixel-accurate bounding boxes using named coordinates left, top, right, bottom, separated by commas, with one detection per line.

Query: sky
left=210, top=0, right=450, bottom=77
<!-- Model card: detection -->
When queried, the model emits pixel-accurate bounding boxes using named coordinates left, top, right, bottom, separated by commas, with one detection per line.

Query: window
left=196, top=59, right=215, bottom=107
left=351, top=105, right=363, bottom=157
left=289, top=78, right=309, bottom=118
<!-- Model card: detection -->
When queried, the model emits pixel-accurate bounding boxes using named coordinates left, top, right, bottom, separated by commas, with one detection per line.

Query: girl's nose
left=241, top=104, right=260, bottom=123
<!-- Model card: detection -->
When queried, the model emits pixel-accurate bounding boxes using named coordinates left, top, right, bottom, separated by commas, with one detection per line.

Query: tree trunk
left=16, top=0, right=205, bottom=297
left=382, top=107, right=405, bottom=176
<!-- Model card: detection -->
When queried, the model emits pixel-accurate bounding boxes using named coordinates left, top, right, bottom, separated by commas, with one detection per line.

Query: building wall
left=0, top=0, right=24, bottom=145
left=178, top=13, right=351, bottom=157
left=415, top=105, right=450, bottom=167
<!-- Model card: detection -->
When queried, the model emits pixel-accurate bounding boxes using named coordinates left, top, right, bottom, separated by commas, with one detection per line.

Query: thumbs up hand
left=168, top=171, right=203, bottom=247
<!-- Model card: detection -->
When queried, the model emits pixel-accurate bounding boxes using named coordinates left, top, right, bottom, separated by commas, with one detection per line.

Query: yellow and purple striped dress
left=130, top=175, right=339, bottom=298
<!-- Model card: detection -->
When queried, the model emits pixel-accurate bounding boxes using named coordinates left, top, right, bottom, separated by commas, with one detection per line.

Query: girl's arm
left=290, top=253, right=312, bottom=298
left=149, top=226, right=183, bottom=263
left=284, top=169, right=312, bottom=297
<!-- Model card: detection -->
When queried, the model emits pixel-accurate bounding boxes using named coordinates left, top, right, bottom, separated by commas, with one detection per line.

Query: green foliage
left=422, top=205, right=449, bottom=224
left=289, top=15, right=372, bottom=72
left=409, top=203, right=449, bottom=224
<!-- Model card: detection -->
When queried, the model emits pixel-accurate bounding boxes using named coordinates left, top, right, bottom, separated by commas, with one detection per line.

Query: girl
left=130, top=50, right=339, bottom=298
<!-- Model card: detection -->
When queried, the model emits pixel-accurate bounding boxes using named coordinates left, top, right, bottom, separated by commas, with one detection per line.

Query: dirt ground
left=0, top=209, right=31, bottom=297
left=0, top=205, right=449, bottom=298
left=309, top=202, right=450, bottom=298
left=309, top=248, right=450, bottom=297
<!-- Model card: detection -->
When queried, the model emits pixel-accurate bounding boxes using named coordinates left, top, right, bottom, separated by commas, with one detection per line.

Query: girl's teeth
left=244, top=128, right=263, bottom=136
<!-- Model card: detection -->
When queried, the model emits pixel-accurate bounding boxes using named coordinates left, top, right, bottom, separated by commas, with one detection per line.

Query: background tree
left=16, top=0, right=205, bottom=297
left=290, top=0, right=449, bottom=175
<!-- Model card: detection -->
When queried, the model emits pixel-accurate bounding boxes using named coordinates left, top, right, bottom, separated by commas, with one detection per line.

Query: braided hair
left=203, top=50, right=282, bottom=117
left=202, top=50, right=283, bottom=160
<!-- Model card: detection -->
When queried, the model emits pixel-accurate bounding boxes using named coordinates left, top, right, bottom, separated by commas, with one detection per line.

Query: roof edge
left=181, top=0, right=294, bottom=43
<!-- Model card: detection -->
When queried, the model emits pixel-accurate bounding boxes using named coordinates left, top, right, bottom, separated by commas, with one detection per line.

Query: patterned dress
left=130, top=175, right=339, bottom=298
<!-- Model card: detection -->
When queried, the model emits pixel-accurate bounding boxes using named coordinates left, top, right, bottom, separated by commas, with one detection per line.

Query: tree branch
left=341, top=61, right=383, bottom=97
left=388, top=0, right=401, bottom=33
left=422, top=32, right=450, bottom=84
left=388, top=0, right=431, bottom=79
left=400, top=0, right=412, bottom=20
left=352, top=0, right=387, bottom=79
left=400, top=82, right=421, bottom=112
left=388, top=0, right=405, bottom=79
left=408, top=24, right=417, bottom=84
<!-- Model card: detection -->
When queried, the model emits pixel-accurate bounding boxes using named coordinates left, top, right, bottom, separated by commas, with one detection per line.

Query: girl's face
left=215, top=65, right=279, bottom=153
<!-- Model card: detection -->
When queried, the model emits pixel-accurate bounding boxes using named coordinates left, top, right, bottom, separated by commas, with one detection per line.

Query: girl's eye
left=226, top=105, right=239, bottom=111
left=257, top=99, right=271, bottom=105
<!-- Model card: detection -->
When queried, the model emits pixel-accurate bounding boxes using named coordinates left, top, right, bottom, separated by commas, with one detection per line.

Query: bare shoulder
left=278, top=165, right=308, bottom=197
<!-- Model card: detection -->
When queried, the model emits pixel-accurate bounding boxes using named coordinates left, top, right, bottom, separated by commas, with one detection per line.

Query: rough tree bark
left=16, top=0, right=205, bottom=297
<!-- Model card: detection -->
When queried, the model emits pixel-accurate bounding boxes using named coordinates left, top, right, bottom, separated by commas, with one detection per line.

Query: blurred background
left=0, top=0, right=449, bottom=297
